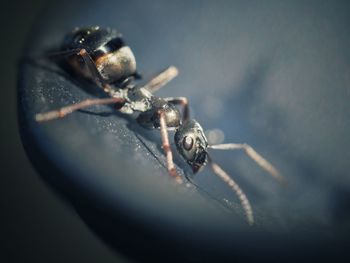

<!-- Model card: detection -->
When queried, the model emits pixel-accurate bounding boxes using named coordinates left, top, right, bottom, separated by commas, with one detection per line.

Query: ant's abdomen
left=95, top=46, right=137, bottom=83
left=61, top=26, right=137, bottom=84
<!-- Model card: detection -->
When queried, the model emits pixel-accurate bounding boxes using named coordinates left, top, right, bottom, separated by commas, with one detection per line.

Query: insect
left=35, top=26, right=283, bottom=225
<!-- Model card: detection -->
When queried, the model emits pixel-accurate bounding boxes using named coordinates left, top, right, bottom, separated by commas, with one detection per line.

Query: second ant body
left=36, top=26, right=283, bottom=225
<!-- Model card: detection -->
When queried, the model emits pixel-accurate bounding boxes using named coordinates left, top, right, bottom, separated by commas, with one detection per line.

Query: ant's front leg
left=158, top=110, right=183, bottom=184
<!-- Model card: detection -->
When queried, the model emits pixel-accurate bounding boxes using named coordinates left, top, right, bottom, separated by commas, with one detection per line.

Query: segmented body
left=109, top=85, right=181, bottom=130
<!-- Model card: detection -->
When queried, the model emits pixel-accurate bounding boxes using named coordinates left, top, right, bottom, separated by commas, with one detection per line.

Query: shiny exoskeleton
left=62, top=27, right=138, bottom=85
left=36, top=26, right=284, bottom=225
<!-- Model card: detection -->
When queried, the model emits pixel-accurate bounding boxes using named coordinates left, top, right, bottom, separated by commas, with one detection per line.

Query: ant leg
left=144, top=66, right=179, bottom=93
left=158, top=111, right=183, bottom=184
left=48, top=48, right=112, bottom=92
left=35, top=97, right=125, bottom=122
left=208, top=156, right=254, bottom=225
left=20, top=49, right=83, bottom=68
left=208, top=143, right=284, bottom=184
left=77, top=49, right=113, bottom=92
left=164, top=97, right=189, bottom=122
left=46, top=48, right=82, bottom=58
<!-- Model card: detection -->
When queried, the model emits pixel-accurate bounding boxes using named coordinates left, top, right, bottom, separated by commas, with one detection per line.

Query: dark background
left=0, top=1, right=127, bottom=262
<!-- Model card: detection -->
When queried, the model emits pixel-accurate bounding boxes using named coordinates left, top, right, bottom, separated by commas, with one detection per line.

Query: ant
left=35, top=26, right=284, bottom=225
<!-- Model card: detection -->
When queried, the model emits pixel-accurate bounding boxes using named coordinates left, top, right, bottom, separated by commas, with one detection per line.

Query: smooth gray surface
left=18, top=0, right=350, bottom=261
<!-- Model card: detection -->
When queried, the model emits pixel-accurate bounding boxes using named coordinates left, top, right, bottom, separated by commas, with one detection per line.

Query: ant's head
left=174, top=119, right=208, bottom=173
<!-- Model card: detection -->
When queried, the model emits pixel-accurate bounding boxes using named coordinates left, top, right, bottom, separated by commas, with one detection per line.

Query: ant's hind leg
left=35, top=97, right=125, bottom=122
left=76, top=49, right=113, bottom=92
left=48, top=48, right=112, bottom=92
left=144, top=66, right=179, bottom=93
left=158, top=110, right=183, bottom=184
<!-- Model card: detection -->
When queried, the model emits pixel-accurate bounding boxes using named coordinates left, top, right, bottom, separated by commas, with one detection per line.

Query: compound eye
left=182, top=136, right=194, bottom=151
